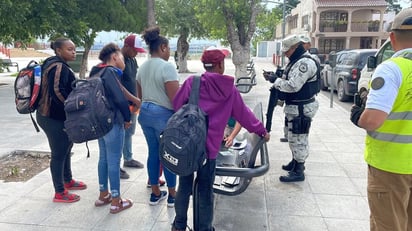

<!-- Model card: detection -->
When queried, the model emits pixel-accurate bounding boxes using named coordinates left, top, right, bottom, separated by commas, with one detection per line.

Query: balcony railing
left=319, top=21, right=380, bottom=32
left=320, top=21, right=348, bottom=32
left=351, top=21, right=380, bottom=32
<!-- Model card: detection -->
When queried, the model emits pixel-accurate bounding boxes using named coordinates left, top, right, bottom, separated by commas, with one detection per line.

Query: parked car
left=320, top=49, right=377, bottom=101
left=308, top=47, right=326, bottom=70
left=357, top=39, right=394, bottom=95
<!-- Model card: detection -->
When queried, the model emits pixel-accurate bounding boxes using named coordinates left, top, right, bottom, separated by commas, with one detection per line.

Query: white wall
left=257, top=41, right=279, bottom=57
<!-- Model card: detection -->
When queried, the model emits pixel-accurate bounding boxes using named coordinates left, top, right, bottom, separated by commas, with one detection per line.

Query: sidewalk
left=0, top=57, right=369, bottom=231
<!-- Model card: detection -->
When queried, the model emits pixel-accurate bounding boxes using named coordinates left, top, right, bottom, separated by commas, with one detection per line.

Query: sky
left=398, top=0, right=411, bottom=8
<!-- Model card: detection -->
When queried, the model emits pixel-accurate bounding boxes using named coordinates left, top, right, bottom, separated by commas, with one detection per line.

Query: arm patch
left=371, top=77, right=385, bottom=90
left=299, top=63, right=308, bottom=73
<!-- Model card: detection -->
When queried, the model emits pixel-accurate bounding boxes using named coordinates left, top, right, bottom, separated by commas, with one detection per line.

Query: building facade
left=272, top=0, right=389, bottom=64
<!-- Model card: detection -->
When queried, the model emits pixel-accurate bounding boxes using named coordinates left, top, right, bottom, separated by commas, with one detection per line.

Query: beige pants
left=368, top=165, right=412, bottom=231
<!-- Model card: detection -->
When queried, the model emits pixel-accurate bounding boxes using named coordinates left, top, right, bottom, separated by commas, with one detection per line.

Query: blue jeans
left=122, top=113, right=137, bottom=161
left=174, top=159, right=216, bottom=231
left=138, top=102, right=176, bottom=187
left=98, top=124, right=124, bottom=198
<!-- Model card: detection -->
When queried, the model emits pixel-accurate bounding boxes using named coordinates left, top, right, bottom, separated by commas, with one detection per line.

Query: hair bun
left=143, top=26, right=160, bottom=43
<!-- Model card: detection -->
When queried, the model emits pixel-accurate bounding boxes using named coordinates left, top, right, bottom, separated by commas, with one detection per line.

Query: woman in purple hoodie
left=171, top=48, right=270, bottom=231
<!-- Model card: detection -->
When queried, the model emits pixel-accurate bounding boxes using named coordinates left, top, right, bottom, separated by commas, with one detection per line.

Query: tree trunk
left=221, top=0, right=259, bottom=79
left=78, top=45, right=92, bottom=79
left=146, top=0, right=156, bottom=27
left=177, top=33, right=190, bottom=73
left=78, top=32, right=96, bottom=79
left=231, top=45, right=250, bottom=78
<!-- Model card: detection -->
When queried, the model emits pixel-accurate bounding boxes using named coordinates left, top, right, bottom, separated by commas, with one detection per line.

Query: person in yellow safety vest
left=350, top=8, right=412, bottom=231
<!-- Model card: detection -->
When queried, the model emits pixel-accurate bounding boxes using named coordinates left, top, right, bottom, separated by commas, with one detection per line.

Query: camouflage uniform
left=284, top=102, right=318, bottom=162
left=273, top=53, right=319, bottom=162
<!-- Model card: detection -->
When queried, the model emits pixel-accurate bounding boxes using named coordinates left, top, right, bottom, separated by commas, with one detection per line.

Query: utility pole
left=264, top=0, right=292, bottom=66
left=281, top=0, right=286, bottom=66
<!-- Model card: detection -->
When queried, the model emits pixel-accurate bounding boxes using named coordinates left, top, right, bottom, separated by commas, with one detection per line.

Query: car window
left=358, top=51, right=377, bottom=69
left=336, top=52, right=346, bottom=64
left=376, top=42, right=394, bottom=65
left=343, top=52, right=357, bottom=66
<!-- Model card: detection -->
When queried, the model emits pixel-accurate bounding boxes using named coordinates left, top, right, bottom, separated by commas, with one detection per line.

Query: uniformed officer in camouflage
left=264, top=34, right=320, bottom=182
left=278, top=34, right=320, bottom=144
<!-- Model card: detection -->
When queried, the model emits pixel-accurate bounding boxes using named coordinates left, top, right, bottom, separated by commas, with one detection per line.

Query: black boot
left=281, top=159, right=297, bottom=171
left=279, top=162, right=305, bottom=182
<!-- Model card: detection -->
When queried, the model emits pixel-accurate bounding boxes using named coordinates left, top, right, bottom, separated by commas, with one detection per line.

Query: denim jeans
left=122, top=113, right=137, bottom=161
left=98, top=124, right=124, bottom=198
left=174, top=159, right=216, bottom=231
left=138, top=102, right=176, bottom=187
left=36, top=112, right=74, bottom=193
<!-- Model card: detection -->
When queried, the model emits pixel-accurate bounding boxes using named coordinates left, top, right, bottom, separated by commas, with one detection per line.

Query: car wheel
left=320, top=73, right=328, bottom=91
left=337, top=80, right=349, bottom=102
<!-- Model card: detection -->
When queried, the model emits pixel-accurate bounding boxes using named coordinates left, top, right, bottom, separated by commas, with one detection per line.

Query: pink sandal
left=95, top=193, right=112, bottom=207
left=110, top=198, right=133, bottom=214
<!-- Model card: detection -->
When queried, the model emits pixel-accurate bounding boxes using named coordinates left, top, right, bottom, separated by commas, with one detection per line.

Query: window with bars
left=302, top=15, right=309, bottom=26
left=319, top=39, right=345, bottom=54
left=289, top=15, right=298, bottom=29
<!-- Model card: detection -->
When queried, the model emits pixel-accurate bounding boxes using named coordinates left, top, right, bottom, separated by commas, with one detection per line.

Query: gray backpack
left=159, top=76, right=208, bottom=176
left=64, top=68, right=114, bottom=148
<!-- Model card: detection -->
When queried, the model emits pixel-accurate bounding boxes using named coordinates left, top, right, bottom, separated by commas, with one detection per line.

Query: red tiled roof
left=315, top=0, right=387, bottom=8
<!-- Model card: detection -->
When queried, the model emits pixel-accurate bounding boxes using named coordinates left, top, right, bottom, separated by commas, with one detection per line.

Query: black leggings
left=36, top=112, right=73, bottom=193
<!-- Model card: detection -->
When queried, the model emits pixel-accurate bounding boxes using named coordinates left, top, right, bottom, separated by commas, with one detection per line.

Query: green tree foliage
left=283, top=0, right=300, bottom=15
left=251, top=0, right=299, bottom=54
left=0, top=0, right=64, bottom=45
left=194, top=0, right=264, bottom=77
left=52, top=0, right=146, bottom=77
left=0, top=0, right=146, bottom=77
left=385, top=0, right=402, bottom=13
left=156, top=0, right=205, bottom=72
left=156, top=0, right=205, bottom=38
left=254, top=7, right=282, bottom=49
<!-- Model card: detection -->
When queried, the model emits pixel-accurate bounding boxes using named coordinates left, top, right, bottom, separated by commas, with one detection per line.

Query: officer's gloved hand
left=354, top=91, right=368, bottom=107
left=263, top=71, right=277, bottom=83
left=350, top=105, right=364, bottom=128
left=275, top=67, right=284, bottom=78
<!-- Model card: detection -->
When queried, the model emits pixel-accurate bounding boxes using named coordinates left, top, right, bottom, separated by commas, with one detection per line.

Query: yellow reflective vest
left=365, top=55, right=412, bottom=174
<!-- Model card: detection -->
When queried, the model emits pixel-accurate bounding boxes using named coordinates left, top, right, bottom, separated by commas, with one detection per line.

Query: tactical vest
left=365, top=53, right=412, bottom=174
left=279, top=55, right=320, bottom=103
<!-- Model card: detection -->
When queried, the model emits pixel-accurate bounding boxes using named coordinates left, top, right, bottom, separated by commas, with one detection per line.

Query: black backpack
left=14, top=60, right=59, bottom=132
left=64, top=68, right=114, bottom=148
left=159, top=76, right=208, bottom=176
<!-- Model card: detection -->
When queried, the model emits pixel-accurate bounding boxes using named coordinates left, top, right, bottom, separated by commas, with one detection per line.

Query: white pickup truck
left=357, top=39, right=394, bottom=95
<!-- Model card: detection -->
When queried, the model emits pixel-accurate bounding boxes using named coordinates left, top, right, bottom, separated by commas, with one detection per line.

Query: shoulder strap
left=26, top=60, right=38, bottom=68
left=90, top=67, right=107, bottom=78
left=301, top=55, right=321, bottom=81
left=400, top=52, right=412, bottom=61
left=285, top=54, right=320, bottom=81
left=43, top=62, right=61, bottom=74
left=188, top=76, right=201, bottom=105
left=42, top=62, right=63, bottom=84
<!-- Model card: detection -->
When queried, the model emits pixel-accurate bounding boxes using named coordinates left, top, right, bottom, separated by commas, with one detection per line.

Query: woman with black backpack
left=90, top=43, right=138, bottom=214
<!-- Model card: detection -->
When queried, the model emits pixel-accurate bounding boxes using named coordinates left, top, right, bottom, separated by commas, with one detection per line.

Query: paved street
left=0, top=56, right=370, bottom=231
